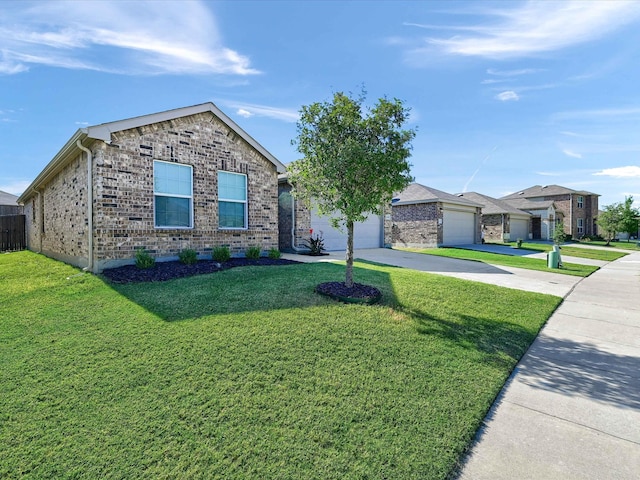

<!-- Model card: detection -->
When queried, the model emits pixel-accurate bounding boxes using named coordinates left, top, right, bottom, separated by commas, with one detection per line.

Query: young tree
left=552, top=220, right=566, bottom=245
left=597, top=203, right=623, bottom=245
left=290, top=90, right=415, bottom=288
left=620, top=196, right=640, bottom=242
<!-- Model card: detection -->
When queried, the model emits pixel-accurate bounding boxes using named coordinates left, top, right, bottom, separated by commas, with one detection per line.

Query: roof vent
left=542, top=185, right=547, bottom=189
left=518, top=191, right=524, bottom=195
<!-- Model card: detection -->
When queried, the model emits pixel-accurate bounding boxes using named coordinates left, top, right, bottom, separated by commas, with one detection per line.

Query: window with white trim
left=153, top=160, right=193, bottom=228
left=218, top=171, right=247, bottom=229
left=577, top=195, right=584, bottom=208
left=577, top=218, right=584, bottom=234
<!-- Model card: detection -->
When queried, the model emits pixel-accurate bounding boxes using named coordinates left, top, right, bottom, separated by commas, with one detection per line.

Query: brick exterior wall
left=482, top=213, right=505, bottom=243
left=539, top=194, right=598, bottom=238
left=27, top=112, right=280, bottom=271
left=390, top=202, right=442, bottom=248
left=277, top=182, right=311, bottom=251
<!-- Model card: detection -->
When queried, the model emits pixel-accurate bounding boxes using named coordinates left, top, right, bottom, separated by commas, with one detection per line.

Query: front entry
left=531, top=217, right=541, bottom=239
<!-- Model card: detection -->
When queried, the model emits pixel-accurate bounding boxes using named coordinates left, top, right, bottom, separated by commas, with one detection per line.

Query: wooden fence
left=0, top=215, right=26, bottom=252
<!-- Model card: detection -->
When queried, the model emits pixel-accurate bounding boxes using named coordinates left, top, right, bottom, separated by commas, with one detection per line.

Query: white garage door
left=510, top=218, right=529, bottom=241
left=443, top=209, right=476, bottom=245
left=310, top=211, right=382, bottom=251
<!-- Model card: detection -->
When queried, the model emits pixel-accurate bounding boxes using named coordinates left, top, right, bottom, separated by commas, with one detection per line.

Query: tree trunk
left=345, top=219, right=354, bottom=288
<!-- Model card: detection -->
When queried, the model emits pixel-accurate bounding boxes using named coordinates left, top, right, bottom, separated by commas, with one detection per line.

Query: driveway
left=285, top=248, right=582, bottom=297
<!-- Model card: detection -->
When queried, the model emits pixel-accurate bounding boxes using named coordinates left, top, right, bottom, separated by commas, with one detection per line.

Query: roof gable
left=393, top=183, right=482, bottom=207
left=18, top=102, right=285, bottom=204
left=456, top=191, right=530, bottom=216
left=501, top=184, right=598, bottom=199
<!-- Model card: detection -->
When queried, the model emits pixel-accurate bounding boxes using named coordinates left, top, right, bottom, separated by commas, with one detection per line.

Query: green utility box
left=547, top=250, right=559, bottom=269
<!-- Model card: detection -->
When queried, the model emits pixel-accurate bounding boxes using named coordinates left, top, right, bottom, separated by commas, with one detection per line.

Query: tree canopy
left=597, top=196, right=639, bottom=244
left=289, top=90, right=415, bottom=287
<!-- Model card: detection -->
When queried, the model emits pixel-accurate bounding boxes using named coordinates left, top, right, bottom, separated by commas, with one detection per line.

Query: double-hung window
left=577, top=218, right=584, bottom=235
left=577, top=195, right=584, bottom=208
left=153, top=160, right=193, bottom=228
left=218, top=171, right=247, bottom=229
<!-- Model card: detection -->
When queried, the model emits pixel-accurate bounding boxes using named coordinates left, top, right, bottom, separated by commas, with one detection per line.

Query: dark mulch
left=102, top=258, right=300, bottom=284
left=315, top=281, right=382, bottom=304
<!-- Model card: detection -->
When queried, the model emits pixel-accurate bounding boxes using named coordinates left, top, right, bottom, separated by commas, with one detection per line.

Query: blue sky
left=1, top=0, right=639, bottom=208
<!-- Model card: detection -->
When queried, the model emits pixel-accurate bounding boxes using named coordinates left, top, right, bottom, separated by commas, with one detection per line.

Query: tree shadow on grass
left=107, top=261, right=397, bottom=322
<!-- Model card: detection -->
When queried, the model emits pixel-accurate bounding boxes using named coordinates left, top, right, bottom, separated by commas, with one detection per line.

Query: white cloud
left=593, top=166, right=640, bottom=178
left=236, top=109, right=253, bottom=118
left=414, top=1, right=640, bottom=60
left=486, top=68, right=543, bottom=77
left=562, top=149, right=582, bottom=159
left=0, top=0, right=259, bottom=76
left=495, top=91, right=519, bottom=101
left=228, top=103, right=299, bottom=122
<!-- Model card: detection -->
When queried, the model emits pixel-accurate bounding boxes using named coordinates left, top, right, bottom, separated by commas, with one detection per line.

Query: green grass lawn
left=411, top=247, right=598, bottom=277
left=1, top=251, right=561, bottom=479
left=497, top=242, right=627, bottom=261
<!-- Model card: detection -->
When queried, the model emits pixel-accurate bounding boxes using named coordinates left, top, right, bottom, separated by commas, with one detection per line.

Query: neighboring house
left=500, top=198, right=558, bottom=240
left=456, top=192, right=531, bottom=243
left=17, top=103, right=285, bottom=272
left=501, top=185, right=598, bottom=239
left=0, top=190, right=23, bottom=216
left=387, top=183, right=482, bottom=248
left=278, top=175, right=384, bottom=251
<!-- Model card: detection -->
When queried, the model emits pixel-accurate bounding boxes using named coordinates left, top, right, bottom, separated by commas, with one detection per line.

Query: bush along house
left=17, top=103, right=285, bottom=272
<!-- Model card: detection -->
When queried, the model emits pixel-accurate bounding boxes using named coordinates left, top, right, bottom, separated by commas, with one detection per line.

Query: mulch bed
left=315, top=281, right=382, bottom=304
left=102, top=258, right=300, bottom=284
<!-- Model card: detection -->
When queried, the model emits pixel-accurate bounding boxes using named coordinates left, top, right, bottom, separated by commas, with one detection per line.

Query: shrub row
left=135, top=246, right=281, bottom=269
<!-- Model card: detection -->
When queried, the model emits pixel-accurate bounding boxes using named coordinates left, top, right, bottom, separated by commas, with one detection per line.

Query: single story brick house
left=387, top=183, right=482, bottom=248
left=456, top=192, right=531, bottom=243
left=17, top=102, right=285, bottom=272
left=501, top=184, right=598, bottom=239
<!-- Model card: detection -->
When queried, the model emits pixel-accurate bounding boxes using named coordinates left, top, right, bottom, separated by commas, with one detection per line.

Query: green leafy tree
left=620, top=196, right=640, bottom=242
left=552, top=220, right=566, bottom=245
left=597, top=203, right=623, bottom=245
left=290, top=90, right=415, bottom=288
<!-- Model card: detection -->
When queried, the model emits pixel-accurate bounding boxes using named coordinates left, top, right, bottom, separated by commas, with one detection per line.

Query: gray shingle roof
left=502, top=198, right=555, bottom=211
left=501, top=184, right=598, bottom=199
left=393, top=183, right=482, bottom=207
left=0, top=190, right=19, bottom=206
left=456, top=192, right=530, bottom=216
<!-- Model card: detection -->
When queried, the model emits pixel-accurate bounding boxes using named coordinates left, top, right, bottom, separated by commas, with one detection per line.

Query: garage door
left=443, top=209, right=476, bottom=245
left=310, top=211, right=382, bottom=251
left=510, top=218, right=529, bottom=241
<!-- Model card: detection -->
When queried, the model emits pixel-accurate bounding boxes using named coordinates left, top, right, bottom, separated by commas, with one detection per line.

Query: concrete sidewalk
left=456, top=251, right=640, bottom=480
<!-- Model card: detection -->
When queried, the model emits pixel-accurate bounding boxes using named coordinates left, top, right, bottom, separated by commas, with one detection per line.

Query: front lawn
left=498, top=242, right=627, bottom=261
left=410, top=247, right=598, bottom=277
left=1, top=251, right=560, bottom=479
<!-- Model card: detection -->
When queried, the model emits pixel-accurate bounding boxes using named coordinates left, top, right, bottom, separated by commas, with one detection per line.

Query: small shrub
left=268, top=248, right=281, bottom=259
left=178, top=248, right=198, bottom=265
left=212, top=245, right=231, bottom=263
left=245, top=245, right=261, bottom=259
left=516, top=238, right=523, bottom=248
left=135, top=248, right=155, bottom=269
left=552, top=221, right=567, bottom=245
left=303, top=229, right=325, bottom=255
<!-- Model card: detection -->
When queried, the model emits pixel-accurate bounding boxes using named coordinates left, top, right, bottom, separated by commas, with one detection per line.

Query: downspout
left=76, top=140, right=94, bottom=272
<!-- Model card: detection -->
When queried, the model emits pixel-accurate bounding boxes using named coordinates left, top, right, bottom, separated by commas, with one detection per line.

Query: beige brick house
left=17, top=103, right=285, bottom=272
left=387, top=183, right=482, bottom=248
left=456, top=192, right=532, bottom=243
left=501, top=185, right=599, bottom=239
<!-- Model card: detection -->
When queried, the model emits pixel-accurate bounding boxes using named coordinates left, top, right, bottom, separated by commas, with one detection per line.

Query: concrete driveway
left=285, top=248, right=582, bottom=297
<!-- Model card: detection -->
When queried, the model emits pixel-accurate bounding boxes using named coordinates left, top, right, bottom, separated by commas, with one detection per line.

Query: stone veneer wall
left=30, top=111, right=280, bottom=271
left=390, top=202, right=441, bottom=248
